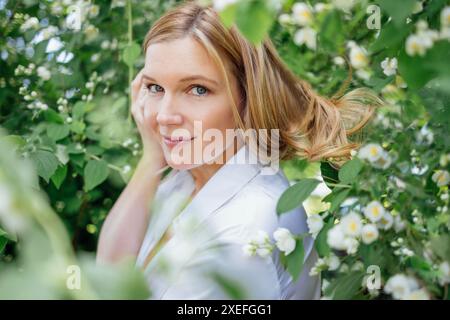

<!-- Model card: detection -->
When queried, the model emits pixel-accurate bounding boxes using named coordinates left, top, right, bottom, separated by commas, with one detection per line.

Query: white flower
left=278, top=13, right=292, bottom=25
left=349, top=45, right=369, bottom=69
left=340, top=212, right=363, bottom=237
left=412, top=1, right=424, bottom=14
left=439, top=153, right=450, bottom=167
left=384, top=274, right=420, bottom=300
left=88, top=4, right=100, bottom=17
left=84, top=25, right=99, bottom=42
left=333, top=56, right=345, bottom=65
left=406, top=34, right=429, bottom=56
left=377, top=211, right=394, bottom=230
left=212, top=0, right=237, bottom=12
left=41, top=26, right=58, bottom=40
left=122, top=165, right=131, bottom=174
left=273, top=227, right=296, bottom=255
left=394, top=215, right=407, bottom=232
left=254, top=230, right=270, bottom=245
left=358, top=143, right=383, bottom=162
left=20, top=17, right=39, bottom=32
left=344, top=237, right=359, bottom=255
left=256, top=246, right=272, bottom=258
left=293, top=27, right=317, bottom=50
left=364, top=201, right=386, bottom=223
left=432, top=170, right=450, bottom=187
left=416, top=124, right=434, bottom=145
left=309, top=258, right=327, bottom=276
left=441, top=6, right=450, bottom=29
left=243, top=230, right=274, bottom=259
left=327, top=224, right=347, bottom=251
left=46, top=37, right=64, bottom=53
left=306, top=214, right=323, bottom=238
left=332, top=0, right=356, bottom=12
left=402, top=288, right=430, bottom=300
left=438, top=261, right=450, bottom=285
left=314, top=3, right=330, bottom=13
left=361, top=224, right=379, bottom=244
left=242, top=243, right=256, bottom=257
left=381, top=57, right=398, bottom=76
left=37, top=66, right=51, bottom=81
left=325, top=254, right=340, bottom=271
left=292, top=2, right=313, bottom=26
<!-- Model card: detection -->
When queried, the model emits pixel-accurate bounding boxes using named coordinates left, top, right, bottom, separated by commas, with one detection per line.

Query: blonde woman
left=97, top=1, right=381, bottom=299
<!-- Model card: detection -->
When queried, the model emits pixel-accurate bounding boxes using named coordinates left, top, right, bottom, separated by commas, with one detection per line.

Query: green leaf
left=122, top=42, right=141, bottom=67
left=323, top=188, right=351, bottom=213
left=84, top=159, right=110, bottom=192
left=338, top=158, right=364, bottom=184
left=43, top=109, right=64, bottom=124
left=325, top=271, right=365, bottom=299
left=209, top=271, right=246, bottom=299
left=51, top=165, right=67, bottom=189
left=286, top=238, right=305, bottom=282
left=0, top=236, right=7, bottom=253
left=72, top=101, right=86, bottom=120
left=315, top=217, right=333, bottom=256
left=235, top=0, right=274, bottom=45
left=276, top=179, right=321, bottom=215
left=218, top=2, right=238, bottom=28
left=30, top=150, right=60, bottom=183
left=319, top=9, right=344, bottom=52
left=369, top=20, right=413, bottom=53
left=46, top=123, right=70, bottom=141
left=320, top=161, right=339, bottom=190
left=375, top=0, right=416, bottom=27
left=70, top=121, right=86, bottom=134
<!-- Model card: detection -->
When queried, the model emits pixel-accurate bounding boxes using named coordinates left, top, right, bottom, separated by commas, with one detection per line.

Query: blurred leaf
left=376, top=0, right=416, bottom=27
left=218, top=2, right=238, bottom=28
left=47, top=123, right=70, bottom=141
left=122, top=42, right=141, bottom=67
left=315, top=217, right=333, bottom=257
left=323, top=188, right=350, bottom=213
left=276, top=179, right=321, bottom=215
left=325, top=271, right=365, bottom=299
left=320, top=162, right=339, bottom=190
left=235, top=0, right=274, bottom=45
left=286, top=238, right=305, bottom=282
left=51, top=165, right=67, bottom=189
left=84, top=159, right=109, bottom=192
left=319, top=10, right=344, bottom=53
left=338, top=158, right=364, bottom=184
left=30, top=150, right=60, bottom=183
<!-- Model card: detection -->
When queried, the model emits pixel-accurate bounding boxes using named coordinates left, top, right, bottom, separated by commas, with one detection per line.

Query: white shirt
left=136, top=144, right=321, bottom=299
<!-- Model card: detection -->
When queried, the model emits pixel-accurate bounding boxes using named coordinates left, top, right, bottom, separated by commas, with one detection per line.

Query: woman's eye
left=146, top=84, right=163, bottom=94
left=190, top=85, right=209, bottom=97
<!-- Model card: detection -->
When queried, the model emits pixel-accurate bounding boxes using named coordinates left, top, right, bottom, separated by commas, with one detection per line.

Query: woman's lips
left=162, top=135, right=195, bottom=148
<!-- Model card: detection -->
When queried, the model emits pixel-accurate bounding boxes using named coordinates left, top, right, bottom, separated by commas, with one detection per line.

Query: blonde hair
left=143, top=0, right=384, bottom=168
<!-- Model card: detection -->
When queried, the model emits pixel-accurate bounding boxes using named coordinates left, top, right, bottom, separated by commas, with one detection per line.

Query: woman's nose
left=156, top=112, right=183, bottom=126
left=155, top=94, right=183, bottom=125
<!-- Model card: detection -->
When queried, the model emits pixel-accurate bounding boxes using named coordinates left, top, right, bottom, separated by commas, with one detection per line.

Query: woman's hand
left=131, top=69, right=166, bottom=171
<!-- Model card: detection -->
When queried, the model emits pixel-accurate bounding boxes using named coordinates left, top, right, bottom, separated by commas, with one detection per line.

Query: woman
left=97, top=1, right=381, bottom=299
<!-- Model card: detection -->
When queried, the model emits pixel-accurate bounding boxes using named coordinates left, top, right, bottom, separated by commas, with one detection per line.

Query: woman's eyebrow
left=142, top=74, right=219, bottom=86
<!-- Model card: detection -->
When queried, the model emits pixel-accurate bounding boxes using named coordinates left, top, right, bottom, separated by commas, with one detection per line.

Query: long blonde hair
left=143, top=0, right=384, bottom=168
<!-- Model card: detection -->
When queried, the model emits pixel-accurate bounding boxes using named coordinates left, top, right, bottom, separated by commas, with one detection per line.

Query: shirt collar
left=172, top=143, right=263, bottom=230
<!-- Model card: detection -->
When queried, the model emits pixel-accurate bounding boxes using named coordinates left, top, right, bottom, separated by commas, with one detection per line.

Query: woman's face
left=141, top=36, right=242, bottom=170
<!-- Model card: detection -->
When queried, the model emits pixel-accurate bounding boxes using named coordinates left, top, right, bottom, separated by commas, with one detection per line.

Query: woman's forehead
left=144, top=37, right=221, bottom=80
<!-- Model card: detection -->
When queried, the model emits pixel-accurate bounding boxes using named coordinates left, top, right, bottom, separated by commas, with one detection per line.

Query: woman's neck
left=189, top=139, right=243, bottom=197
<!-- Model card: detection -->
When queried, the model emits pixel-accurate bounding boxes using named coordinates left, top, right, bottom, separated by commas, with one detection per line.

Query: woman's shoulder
left=209, top=168, right=304, bottom=240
